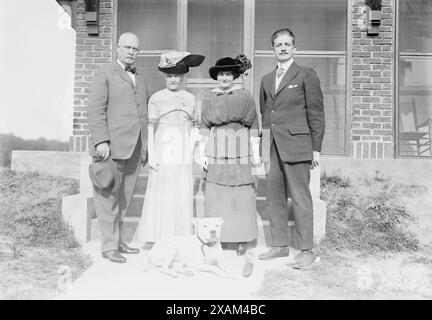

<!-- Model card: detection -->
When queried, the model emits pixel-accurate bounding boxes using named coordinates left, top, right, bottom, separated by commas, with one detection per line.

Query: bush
left=319, top=171, right=422, bottom=253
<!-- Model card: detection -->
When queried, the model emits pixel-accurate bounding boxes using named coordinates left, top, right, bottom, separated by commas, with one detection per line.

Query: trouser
left=93, top=136, right=142, bottom=253
left=266, top=139, right=314, bottom=250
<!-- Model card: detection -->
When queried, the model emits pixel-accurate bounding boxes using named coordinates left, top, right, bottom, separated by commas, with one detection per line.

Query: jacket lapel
left=275, top=62, right=299, bottom=97
left=113, top=62, right=135, bottom=90
left=134, top=72, right=144, bottom=103
left=268, top=68, right=277, bottom=100
left=134, top=71, right=140, bottom=94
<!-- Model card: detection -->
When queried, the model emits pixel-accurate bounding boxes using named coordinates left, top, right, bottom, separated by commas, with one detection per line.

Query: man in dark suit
left=88, top=32, right=149, bottom=263
left=258, top=28, right=325, bottom=268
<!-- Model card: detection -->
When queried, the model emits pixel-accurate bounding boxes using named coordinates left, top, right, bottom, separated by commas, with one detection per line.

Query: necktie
left=125, top=65, right=136, bottom=74
left=277, top=67, right=285, bottom=78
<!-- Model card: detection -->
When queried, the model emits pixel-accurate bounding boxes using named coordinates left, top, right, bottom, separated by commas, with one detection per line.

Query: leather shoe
left=242, top=251, right=254, bottom=277
left=290, top=250, right=314, bottom=269
left=102, top=250, right=126, bottom=263
left=258, top=246, right=290, bottom=260
left=237, top=242, right=247, bottom=256
left=119, top=243, right=140, bottom=254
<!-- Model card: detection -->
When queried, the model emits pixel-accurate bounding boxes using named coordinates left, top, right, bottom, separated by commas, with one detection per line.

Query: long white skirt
left=134, top=123, right=194, bottom=243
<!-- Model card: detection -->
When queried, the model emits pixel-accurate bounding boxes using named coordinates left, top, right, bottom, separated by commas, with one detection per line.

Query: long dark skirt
left=204, top=182, right=257, bottom=243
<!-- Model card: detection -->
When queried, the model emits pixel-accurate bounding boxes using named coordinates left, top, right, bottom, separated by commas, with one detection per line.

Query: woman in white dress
left=133, top=52, right=204, bottom=244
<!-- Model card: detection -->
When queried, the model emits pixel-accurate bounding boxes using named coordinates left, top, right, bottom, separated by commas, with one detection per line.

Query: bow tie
left=125, top=65, right=136, bottom=74
left=277, top=67, right=285, bottom=78
left=216, top=91, right=234, bottom=96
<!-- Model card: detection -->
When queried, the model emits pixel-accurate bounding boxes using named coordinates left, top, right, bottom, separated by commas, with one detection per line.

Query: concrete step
left=134, top=173, right=268, bottom=197
left=87, top=193, right=270, bottom=219
left=88, top=196, right=297, bottom=243
left=86, top=165, right=293, bottom=242
left=63, top=160, right=325, bottom=246
left=90, top=214, right=300, bottom=248
left=88, top=171, right=270, bottom=219
left=87, top=180, right=294, bottom=242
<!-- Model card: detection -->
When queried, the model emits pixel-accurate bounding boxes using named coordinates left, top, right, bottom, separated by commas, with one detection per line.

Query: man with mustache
left=258, top=28, right=325, bottom=269
left=88, top=32, right=149, bottom=263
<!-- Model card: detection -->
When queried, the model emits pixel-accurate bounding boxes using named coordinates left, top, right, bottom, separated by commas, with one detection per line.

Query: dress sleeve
left=148, top=95, right=158, bottom=126
left=240, top=91, right=259, bottom=136
left=199, top=92, right=212, bottom=136
left=192, top=95, right=200, bottom=128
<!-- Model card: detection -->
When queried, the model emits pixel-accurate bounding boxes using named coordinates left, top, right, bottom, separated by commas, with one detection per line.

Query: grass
left=0, top=168, right=92, bottom=299
left=256, top=171, right=431, bottom=299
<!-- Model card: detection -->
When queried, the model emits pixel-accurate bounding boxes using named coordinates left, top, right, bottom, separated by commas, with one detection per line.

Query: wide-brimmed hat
left=158, top=51, right=205, bottom=74
left=209, top=54, right=252, bottom=80
left=89, top=158, right=121, bottom=194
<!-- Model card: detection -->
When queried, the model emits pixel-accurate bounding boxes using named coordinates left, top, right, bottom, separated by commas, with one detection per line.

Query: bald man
left=88, top=32, right=150, bottom=263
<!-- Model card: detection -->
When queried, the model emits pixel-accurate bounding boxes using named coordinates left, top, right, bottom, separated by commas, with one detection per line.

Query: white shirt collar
left=277, top=58, right=294, bottom=71
left=117, top=59, right=136, bottom=73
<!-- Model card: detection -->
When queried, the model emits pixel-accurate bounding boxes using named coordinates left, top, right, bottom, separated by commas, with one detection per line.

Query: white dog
left=143, top=217, right=233, bottom=278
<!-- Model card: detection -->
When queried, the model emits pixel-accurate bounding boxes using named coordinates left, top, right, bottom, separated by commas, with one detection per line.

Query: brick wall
left=350, top=0, right=395, bottom=159
left=69, top=0, right=398, bottom=158
left=70, top=0, right=113, bottom=152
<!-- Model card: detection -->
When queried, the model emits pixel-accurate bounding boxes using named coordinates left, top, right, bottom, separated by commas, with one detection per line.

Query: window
left=117, top=0, right=178, bottom=94
left=187, top=0, right=244, bottom=80
left=254, top=0, right=348, bottom=155
left=116, top=0, right=348, bottom=155
left=186, top=0, right=244, bottom=111
left=398, top=0, right=432, bottom=157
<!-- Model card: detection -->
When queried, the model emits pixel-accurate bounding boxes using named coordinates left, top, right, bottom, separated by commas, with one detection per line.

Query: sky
left=0, top=0, right=75, bottom=141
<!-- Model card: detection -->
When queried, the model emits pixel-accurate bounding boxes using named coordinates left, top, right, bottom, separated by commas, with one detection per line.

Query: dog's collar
left=197, top=234, right=218, bottom=247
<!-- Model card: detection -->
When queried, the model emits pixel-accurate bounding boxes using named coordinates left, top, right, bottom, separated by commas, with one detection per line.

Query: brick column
left=350, top=0, right=395, bottom=159
left=70, top=0, right=114, bottom=152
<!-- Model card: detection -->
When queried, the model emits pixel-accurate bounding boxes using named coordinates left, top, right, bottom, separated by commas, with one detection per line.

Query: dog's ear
left=217, top=217, right=224, bottom=225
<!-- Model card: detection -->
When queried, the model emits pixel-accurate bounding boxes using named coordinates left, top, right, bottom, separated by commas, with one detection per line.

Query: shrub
left=319, top=171, right=421, bottom=253
left=321, top=170, right=351, bottom=190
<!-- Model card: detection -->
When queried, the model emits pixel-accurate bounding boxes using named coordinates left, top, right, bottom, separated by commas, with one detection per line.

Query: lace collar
left=211, top=85, right=243, bottom=95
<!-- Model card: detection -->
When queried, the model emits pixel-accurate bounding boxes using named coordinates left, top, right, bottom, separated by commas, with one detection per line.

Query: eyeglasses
left=121, top=45, right=139, bottom=53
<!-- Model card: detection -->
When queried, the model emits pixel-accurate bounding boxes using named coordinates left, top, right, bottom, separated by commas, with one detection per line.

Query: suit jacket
left=259, top=62, right=325, bottom=163
left=87, top=62, right=150, bottom=160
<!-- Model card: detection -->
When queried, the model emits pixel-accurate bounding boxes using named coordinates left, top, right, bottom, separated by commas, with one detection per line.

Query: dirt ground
left=0, top=169, right=91, bottom=300
left=256, top=192, right=432, bottom=300
left=0, top=247, right=91, bottom=300
left=1, top=169, right=431, bottom=300
left=256, top=249, right=432, bottom=299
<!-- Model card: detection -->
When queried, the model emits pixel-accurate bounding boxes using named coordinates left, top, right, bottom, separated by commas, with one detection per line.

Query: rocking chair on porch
left=399, top=98, right=432, bottom=156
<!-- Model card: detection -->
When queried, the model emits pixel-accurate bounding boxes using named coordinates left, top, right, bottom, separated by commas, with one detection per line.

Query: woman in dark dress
left=198, top=55, right=261, bottom=256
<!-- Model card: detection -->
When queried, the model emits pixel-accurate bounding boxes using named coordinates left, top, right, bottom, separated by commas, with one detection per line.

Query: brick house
left=58, top=0, right=431, bottom=161
left=54, top=0, right=431, bottom=243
